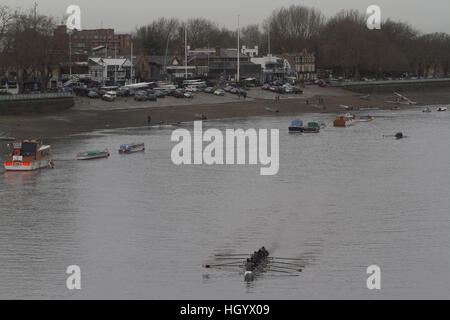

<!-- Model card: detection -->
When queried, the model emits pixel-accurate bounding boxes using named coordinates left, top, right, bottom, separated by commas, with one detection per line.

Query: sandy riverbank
left=0, top=87, right=413, bottom=139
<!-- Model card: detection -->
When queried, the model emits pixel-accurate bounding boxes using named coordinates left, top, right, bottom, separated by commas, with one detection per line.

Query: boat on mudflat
left=359, top=115, right=375, bottom=122
left=4, top=140, right=54, bottom=171
left=289, top=120, right=304, bottom=133
left=118, top=143, right=145, bottom=154
left=76, top=150, right=110, bottom=160
left=302, top=122, right=321, bottom=133
left=437, top=106, right=447, bottom=112
left=334, top=114, right=356, bottom=127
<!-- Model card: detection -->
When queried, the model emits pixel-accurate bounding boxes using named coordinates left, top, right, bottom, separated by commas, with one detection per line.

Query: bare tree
left=2, top=8, right=58, bottom=92
left=134, top=17, right=180, bottom=56
left=263, top=5, right=325, bottom=53
left=241, top=24, right=262, bottom=48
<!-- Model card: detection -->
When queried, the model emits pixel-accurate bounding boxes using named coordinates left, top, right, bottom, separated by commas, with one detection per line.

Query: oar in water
left=215, top=254, right=249, bottom=257
left=204, top=265, right=243, bottom=269
left=266, top=268, right=299, bottom=274
left=203, top=261, right=243, bottom=268
left=267, top=265, right=302, bottom=272
left=269, top=257, right=305, bottom=262
left=270, top=261, right=305, bottom=268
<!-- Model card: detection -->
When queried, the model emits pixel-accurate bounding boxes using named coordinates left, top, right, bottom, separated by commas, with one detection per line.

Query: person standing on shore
left=147, top=115, right=152, bottom=126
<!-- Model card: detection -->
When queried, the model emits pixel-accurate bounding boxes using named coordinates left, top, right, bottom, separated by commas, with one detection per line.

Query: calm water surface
left=1, top=106, right=449, bottom=299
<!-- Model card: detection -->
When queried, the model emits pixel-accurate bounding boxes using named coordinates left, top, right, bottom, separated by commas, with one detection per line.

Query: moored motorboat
left=289, top=120, right=304, bottom=133
left=4, top=140, right=53, bottom=171
left=334, top=114, right=355, bottom=127
left=76, top=150, right=110, bottom=160
left=118, top=143, right=145, bottom=154
left=302, top=122, right=321, bottom=133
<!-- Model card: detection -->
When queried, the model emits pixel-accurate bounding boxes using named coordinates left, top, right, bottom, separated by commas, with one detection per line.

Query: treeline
left=0, top=5, right=65, bottom=92
left=1, top=3, right=450, bottom=88
left=134, top=5, right=450, bottom=78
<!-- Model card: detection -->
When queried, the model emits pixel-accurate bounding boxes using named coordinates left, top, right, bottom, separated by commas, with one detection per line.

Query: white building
left=88, top=58, right=133, bottom=84
left=241, top=46, right=259, bottom=58
left=251, top=55, right=292, bottom=82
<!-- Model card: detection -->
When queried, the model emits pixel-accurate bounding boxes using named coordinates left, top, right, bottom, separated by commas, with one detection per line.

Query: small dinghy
left=423, top=107, right=432, bottom=113
left=358, top=115, right=375, bottom=122
left=437, top=106, right=447, bottom=112
left=303, top=122, right=321, bottom=133
left=77, top=150, right=110, bottom=160
left=395, top=132, right=404, bottom=140
left=118, top=143, right=145, bottom=154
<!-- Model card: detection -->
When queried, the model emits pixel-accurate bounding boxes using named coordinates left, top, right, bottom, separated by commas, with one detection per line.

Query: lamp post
left=69, top=30, right=72, bottom=79
left=237, top=14, right=240, bottom=86
left=185, top=26, right=188, bottom=80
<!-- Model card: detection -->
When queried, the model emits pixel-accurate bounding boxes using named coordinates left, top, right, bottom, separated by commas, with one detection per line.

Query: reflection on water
left=1, top=106, right=450, bottom=299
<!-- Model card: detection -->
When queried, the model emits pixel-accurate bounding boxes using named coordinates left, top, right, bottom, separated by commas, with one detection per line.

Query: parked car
left=214, top=89, right=225, bottom=96
left=102, top=93, right=116, bottom=102
left=184, top=92, right=194, bottom=99
left=173, top=90, right=185, bottom=98
left=147, top=94, right=157, bottom=101
left=185, top=86, right=198, bottom=92
left=154, top=91, right=165, bottom=98
left=87, top=91, right=100, bottom=99
left=204, top=87, right=215, bottom=94
left=134, top=90, right=148, bottom=101
left=262, top=83, right=270, bottom=90
left=117, top=88, right=130, bottom=97
left=230, top=88, right=238, bottom=94
left=224, top=86, right=233, bottom=92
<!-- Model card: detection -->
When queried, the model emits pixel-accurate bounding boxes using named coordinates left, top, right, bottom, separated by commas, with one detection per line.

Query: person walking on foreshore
left=147, top=115, right=152, bottom=126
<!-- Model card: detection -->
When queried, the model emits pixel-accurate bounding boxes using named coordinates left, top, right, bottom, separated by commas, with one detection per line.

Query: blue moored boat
left=118, top=142, right=145, bottom=154
left=289, top=120, right=304, bottom=133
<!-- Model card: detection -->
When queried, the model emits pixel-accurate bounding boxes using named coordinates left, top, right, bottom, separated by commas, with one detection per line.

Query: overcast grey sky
left=3, top=0, right=450, bottom=34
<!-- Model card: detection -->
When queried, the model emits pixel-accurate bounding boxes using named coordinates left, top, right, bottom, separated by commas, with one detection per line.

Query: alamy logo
left=66, top=265, right=81, bottom=290
left=66, top=5, right=82, bottom=31
left=366, top=265, right=381, bottom=290
left=366, top=5, right=381, bottom=30
left=171, top=121, right=279, bottom=176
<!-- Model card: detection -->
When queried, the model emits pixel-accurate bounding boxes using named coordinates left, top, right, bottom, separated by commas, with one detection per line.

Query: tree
left=2, top=7, right=58, bottom=92
left=263, top=5, right=325, bottom=54
left=134, top=17, right=180, bottom=57
left=241, top=24, right=262, bottom=48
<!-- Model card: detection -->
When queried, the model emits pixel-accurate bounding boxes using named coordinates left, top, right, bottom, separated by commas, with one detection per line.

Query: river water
left=1, top=106, right=449, bottom=299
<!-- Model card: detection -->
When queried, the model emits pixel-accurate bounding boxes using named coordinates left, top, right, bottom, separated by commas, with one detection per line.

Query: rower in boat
left=244, top=247, right=270, bottom=281
left=204, top=248, right=303, bottom=282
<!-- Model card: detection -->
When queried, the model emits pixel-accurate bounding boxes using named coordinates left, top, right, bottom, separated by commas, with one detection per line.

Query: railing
left=0, top=92, right=73, bottom=101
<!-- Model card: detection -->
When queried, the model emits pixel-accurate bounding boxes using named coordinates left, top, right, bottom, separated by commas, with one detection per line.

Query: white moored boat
left=4, top=140, right=53, bottom=171
left=76, top=150, right=110, bottom=160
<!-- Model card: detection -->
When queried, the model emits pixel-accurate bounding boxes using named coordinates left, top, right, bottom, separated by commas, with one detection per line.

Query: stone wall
left=0, top=97, right=74, bottom=115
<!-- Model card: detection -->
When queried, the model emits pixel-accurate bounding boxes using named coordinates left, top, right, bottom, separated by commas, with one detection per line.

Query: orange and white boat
left=333, top=114, right=356, bottom=127
left=4, top=140, right=54, bottom=172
